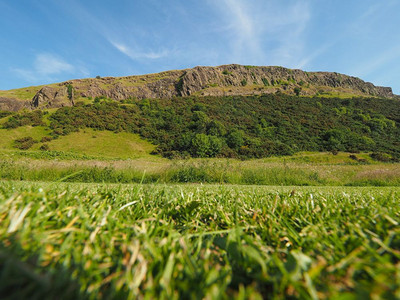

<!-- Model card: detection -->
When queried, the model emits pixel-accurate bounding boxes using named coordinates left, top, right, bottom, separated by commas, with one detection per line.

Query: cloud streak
left=12, top=53, right=76, bottom=82
left=212, top=0, right=262, bottom=63
left=210, top=0, right=311, bottom=67
left=352, top=45, right=400, bottom=78
left=110, top=41, right=169, bottom=60
left=57, top=1, right=173, bottom=64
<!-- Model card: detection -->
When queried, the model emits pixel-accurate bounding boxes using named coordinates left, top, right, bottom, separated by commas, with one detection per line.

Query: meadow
left=1, top=151, right=400, bottom=187
left=0, top=181, right=399, bottom=299
left=1, top=96, right=400, bottom=299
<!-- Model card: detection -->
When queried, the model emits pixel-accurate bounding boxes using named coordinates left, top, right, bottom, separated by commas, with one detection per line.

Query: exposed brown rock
left=31, top=85, right=73, bottom=109
left=2, top=64, right=397, bottom=111
left=176, top=65, right=395, bottom=98
left=0, top=97, right=28, bottom=111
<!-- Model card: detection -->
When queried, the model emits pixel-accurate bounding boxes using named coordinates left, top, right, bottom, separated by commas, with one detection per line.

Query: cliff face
left=177, top=65, right=395, bottom=98
left=31, top=86, right=73, bottom=109
left=0, top=64, right=396, bottom=110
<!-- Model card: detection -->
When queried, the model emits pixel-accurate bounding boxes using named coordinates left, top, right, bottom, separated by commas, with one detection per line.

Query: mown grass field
left=0, top=182, right=399, bottom=299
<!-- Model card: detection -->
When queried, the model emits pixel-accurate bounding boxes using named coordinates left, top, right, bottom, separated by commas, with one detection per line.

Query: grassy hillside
left=0, top=123, right=157, bottom=159
left=39, top=129, right=156, bottom=159
left=0, top=85, right=48, bottom=100
left=1, top=182, right=399, bottom=299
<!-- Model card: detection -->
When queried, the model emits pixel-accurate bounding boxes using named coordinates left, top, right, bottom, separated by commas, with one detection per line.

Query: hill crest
left=0, top=64, right=397, bottom=111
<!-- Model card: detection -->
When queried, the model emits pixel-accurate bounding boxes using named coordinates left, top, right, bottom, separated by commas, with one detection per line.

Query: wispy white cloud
left=110, top=41, right=169, bottom=60
left=270, top=2, right=311, bottom=68
left=211, top=0, right=262, bottom=63
left=12, top=53, right=77, bottom=82
left=296, top=41, right=336, bottom=70
left=351, top=45, right=400, bottom=78
left=210, top=0, right=311, bottom=67
left=34, top=53, right=74, bottom=75
left=58, top=1, right=173, bottom=63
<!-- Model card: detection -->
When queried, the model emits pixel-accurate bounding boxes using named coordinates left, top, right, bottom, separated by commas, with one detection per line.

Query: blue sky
left=1, top=0, right=400, bottom=94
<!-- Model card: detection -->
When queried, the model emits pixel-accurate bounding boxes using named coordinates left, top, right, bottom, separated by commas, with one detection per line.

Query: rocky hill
left=0, top=64, right=398, bottom=111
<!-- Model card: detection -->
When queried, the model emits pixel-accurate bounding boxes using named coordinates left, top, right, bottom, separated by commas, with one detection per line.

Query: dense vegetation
left=1, top=182, right=399, bottom=299
left=3, top=110, right=44, bottom=128
left=3, top=94, right=400, bottom=159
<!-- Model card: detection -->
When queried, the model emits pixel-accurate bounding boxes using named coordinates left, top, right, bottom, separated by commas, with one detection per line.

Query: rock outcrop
left=0, top=97, right=28, bottom=111
left=31, top=85, right=73, bottom=109
left=176, top=65, right=395, bottom=98
left=1, top=64, right=397, bottom=111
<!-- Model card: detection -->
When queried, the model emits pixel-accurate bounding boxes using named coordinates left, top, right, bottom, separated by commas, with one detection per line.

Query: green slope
left=0, top=126, right=157, bottom=159
left=44, top=129, right=156, bottom=158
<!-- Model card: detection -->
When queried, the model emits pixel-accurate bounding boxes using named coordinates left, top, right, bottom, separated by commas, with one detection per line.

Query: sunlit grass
left=1, top=155, right=399, bottom=186
left=45, top=129, right=156, bottom=159
left=0, top=182, right=399, bottom=299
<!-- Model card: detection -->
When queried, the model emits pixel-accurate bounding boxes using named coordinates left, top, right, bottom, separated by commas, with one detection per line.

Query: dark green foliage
left=261, top=78, right=269, bottom=86
left=44, top=94, right=400, bottom=159
left=66, top=84, right=73, bottom=100
left=3, top=110, right=45, bottom=129
left=40, top=143, right=50, bottom=151
left=240, top=79, right=247, bottom=86
left=14, top=136, right=37, bottom=150
left=370, top=152, right=393, bottom=162
left=207, top=120, right=226, bottom=136
left=0, top=111, right=13, bottom=119
left=226, top=129, right=244, bottom=150
left=40, top=136, right=53, bottom=143
left=190, top=134, right=222, bottom=157
left=94, top=95, right=109, bottom=103
left=49, top=101, right=140, bottom=135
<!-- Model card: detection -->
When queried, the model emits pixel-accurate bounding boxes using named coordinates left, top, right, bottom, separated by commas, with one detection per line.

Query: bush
left=14, top=136, right=36, bottom=150
left=67, top=84, right=73, bottom=100
left=349, top=154, right=358, bottom=161
left=40, top=144, right=50, bottom=151
left=41, top=136, right=53, bottom=143
left=370, top=152, right=392, bottom=162
left=226, top=130, right=244, bottom=150
left=0, top=111, right=13, bottom=119
left=3, top=110, right=45, bottom=129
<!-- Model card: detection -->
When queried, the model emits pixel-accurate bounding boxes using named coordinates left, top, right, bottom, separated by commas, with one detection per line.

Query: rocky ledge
left=2, top=64, right=397, bottom=110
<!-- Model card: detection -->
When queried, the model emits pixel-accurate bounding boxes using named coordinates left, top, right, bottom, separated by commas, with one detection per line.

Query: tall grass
left=0, top=182, right=399, bottom=298
left=1, top=158, right=400, bottom=186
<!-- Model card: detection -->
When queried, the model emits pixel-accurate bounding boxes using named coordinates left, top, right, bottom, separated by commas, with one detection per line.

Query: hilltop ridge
left=0, top=64, right=397, bottom=111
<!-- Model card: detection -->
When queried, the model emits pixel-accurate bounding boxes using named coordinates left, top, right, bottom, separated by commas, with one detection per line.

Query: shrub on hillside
left=0, top=111, right=13, bottom=119
left=370, top=152, right=392, bottom=162
left=190, top=134, right=222, bottom=157
left=14, top=136, right=37, bottom=150
left=41, top=136, right=53, bottom=143
left=3, top=110, right=45, bottom=129
left=40, top=143, right=50, bottom=151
